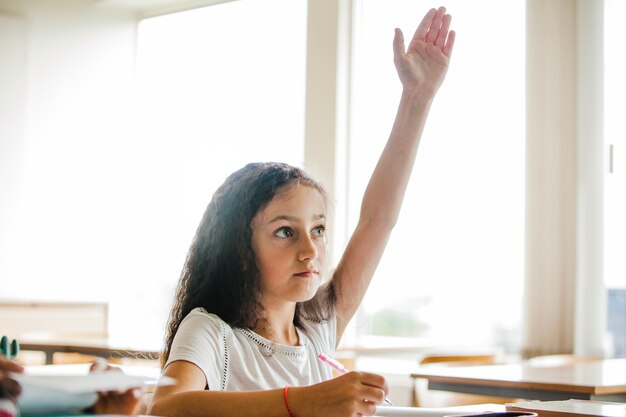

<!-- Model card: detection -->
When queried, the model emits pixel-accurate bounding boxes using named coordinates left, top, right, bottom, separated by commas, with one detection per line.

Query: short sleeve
left=166, top=308, right=225, bottom=390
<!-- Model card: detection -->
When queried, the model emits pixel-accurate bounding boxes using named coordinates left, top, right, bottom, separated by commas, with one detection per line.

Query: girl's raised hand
left=393, top=6, right=455, bottom=97
left=289, top=371, right=389, bottom=417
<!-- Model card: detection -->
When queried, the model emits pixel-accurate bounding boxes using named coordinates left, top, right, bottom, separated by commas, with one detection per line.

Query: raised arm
left=333, top=7, right=455, bottom=340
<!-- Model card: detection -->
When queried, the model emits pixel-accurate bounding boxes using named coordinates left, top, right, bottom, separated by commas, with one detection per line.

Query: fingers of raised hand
left=443, top=30, right=456, bottom=57
left=423, top=6, right=446, bottom=44
left=411, top=6, right=455, bottom=59
left=413, top=7, right=437, bottom=41
left=393, top=28, right=406, bottom=61
left=434, top=13, right=452, bottom=48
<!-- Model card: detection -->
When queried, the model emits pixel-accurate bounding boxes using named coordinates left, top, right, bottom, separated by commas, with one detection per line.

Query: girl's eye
left=275, top=227, right=294, bottom=238
left=312, top=225, right=326, bottom=237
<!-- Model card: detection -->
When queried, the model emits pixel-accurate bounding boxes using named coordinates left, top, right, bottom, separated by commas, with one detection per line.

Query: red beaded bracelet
left=283, top=385, right=295, bottom=417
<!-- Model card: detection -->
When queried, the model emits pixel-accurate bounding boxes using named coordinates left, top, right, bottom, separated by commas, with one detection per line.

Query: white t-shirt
left=166, top=307, right=336, bottom=391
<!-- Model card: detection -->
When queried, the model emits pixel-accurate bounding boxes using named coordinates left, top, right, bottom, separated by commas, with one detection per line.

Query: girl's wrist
left=283, top=385, right=306, bottom=417
left=283, top=385, right=295, bottom=417
left=399, top=88, right=435, bottom=112
left=401, top=85, right=437, bottom=103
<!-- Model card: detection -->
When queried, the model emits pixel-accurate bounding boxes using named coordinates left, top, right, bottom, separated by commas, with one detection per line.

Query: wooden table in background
left=21, top=337, right=161, bottom=364
left=411, top=358, right=626, bottom=402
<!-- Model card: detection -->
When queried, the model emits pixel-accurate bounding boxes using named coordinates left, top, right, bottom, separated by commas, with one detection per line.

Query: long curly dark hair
left=161, top=162, right=336, bottom=367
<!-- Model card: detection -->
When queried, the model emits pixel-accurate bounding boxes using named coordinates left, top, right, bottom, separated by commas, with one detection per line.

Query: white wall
left=0, top=0, right=339, bottom=347
left=0, top=0, right=160, bottom=342
left=0, top=12, right=27, bottom=295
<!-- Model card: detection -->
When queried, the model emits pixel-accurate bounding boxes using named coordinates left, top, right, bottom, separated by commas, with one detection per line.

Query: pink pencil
left=318, top=353, right=349, bottom=375
left=317, top=353, right=393, bottom=405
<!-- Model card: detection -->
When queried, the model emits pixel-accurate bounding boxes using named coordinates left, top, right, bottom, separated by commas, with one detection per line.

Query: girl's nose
left=298, top=234, right=318, bottom=261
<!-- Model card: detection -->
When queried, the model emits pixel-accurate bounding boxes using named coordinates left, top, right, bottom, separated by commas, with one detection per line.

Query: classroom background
left=0, top=0, right=625, bottom=406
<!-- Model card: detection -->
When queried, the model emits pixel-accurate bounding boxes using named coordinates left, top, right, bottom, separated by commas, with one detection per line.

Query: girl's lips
left=294, top=270, right=318, bottom=278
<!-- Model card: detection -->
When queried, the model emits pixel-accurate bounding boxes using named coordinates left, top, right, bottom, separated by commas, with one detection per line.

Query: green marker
left=0, top=336, right=19, bottom=360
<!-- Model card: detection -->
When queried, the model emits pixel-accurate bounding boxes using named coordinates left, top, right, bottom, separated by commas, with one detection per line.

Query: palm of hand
left=394, top=7, right=455, bottom=95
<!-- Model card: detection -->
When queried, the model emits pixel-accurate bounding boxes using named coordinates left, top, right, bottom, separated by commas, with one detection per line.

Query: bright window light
left=604, top=0, right=626, bottom=290
left=112, top=0, right=307, bottom=342
left=604, top=0, right=626, bottom=358
left=348, top=0, right=525, bottom=350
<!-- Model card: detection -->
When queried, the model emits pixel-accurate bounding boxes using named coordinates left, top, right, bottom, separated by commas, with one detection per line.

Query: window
left=604, top=0, right=626, bottom=357
left=347, top=0, right=525, bottom=351
left=114, top=0, right=307, bottom=342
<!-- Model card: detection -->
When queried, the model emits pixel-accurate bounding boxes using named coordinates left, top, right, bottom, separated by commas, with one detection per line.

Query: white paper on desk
left=14, top=372, right=173, bottom=394
left=375, top=406, right=500, bottom=417
left=17, top=383, right=97, bottom=416
left=13, top=372, right=175, bottom=416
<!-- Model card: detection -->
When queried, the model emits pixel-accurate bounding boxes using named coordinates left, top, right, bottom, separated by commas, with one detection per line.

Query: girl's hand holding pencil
left=319, top=353, right=394, bottom=406
left=287, top=368, right=390, bottom=417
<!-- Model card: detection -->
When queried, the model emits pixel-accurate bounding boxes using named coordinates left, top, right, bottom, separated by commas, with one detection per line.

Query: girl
left=149, top=7, right=455, bottom=417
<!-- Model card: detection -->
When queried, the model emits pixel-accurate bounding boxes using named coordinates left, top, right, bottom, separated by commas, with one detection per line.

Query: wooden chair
left=411, top=353, right=519, bottom=407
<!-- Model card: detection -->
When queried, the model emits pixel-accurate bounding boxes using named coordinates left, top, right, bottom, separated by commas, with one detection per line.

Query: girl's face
left=251, top=184, right=327, bottom=308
